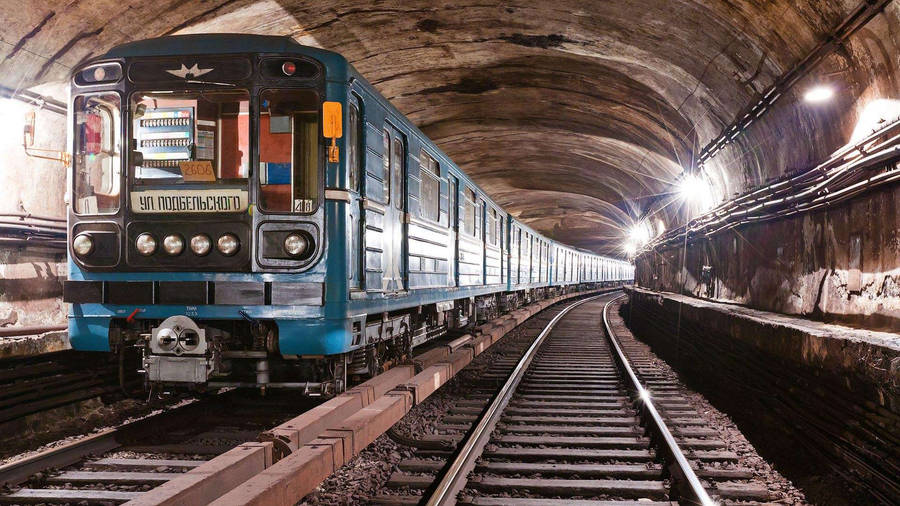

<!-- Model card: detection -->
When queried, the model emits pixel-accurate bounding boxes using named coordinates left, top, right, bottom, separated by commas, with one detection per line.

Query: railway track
left=372, top=292, right=774, bottom=505
left=0, top=289, right=633, bottom=505
left=0, top=351, right=133, bottom=425
left=0, top=391, right=318, bottom=504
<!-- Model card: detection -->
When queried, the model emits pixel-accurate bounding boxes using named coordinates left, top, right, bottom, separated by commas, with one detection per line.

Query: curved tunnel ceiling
left=0, top=0, right=877, bottom=256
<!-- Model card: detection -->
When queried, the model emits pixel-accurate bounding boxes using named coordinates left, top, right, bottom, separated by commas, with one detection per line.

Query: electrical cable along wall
left=634, top=154, right=900, bottom=329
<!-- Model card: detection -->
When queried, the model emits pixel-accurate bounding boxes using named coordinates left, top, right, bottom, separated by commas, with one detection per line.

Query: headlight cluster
left=72, top=232, right=241, bottom=259
left=133, top=233, right=239, bottom=256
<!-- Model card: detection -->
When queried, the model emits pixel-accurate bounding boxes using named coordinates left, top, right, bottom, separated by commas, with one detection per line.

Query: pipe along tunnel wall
left=623, top=286, right=899, bottom=505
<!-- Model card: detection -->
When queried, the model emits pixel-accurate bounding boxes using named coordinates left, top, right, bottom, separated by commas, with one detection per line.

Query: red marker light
left=282, top=61, right=296, bottom=76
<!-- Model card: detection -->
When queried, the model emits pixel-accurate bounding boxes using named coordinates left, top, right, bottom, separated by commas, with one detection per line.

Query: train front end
left=64, top=35, right=352, bottom=396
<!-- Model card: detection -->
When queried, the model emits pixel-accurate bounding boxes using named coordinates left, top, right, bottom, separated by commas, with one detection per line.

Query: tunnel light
left=623, top=241, right=638, bottom=257
left=678, top=173, right=714, bottom=213
left=628, top=222, right=651, bottom=246
left=804, top=85, right=834, bottom=103
left=849, top=99, right=900, bottom=143
left=678, top=174, right=706, bottom=201
left=0, top=99, right=25, bottom=143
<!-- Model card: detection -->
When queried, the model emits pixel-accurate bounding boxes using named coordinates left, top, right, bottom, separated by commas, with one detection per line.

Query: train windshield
left=130, top=90, right=250, bottom=186
left=74, top=93, right=122, bottom=215
left=257, top=89, right=320, bottom=214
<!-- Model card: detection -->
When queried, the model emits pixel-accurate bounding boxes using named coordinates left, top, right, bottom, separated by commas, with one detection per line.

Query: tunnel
left=0, top=1, right=898, bottom=505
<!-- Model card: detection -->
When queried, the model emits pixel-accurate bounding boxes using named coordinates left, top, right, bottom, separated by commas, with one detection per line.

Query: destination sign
left=131, top=188, right=249, bottom=214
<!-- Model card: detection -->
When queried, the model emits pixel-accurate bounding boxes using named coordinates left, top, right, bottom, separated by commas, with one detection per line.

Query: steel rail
left=603, top=294, right=715, bottom=506
left=425, top=292, right=609, bottom=506
left=0, top=428, right=122, bottom=487
left=0, top=393, right=225, bottom=487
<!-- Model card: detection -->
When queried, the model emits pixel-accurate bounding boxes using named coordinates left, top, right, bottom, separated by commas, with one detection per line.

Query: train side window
left=486, top=208, right=498, bottom=245
left=381, top=129, right=390, bottom=204
left=525, top=234, right=531, bottom=265
left=419, top=150, right=440, bottom=222
left=348, top=102, right=361, bottom=192
left=463, top=187, right=477, bottom=236
left=258, top=89, right=319, bottom=213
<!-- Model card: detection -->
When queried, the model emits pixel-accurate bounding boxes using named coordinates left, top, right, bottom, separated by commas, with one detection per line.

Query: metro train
left=62, top=34, right=633, bottom=396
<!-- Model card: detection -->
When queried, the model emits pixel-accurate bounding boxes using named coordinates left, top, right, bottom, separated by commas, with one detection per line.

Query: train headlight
left=72, top=233, right=94, bottom=257
left=283, top=233, right=308, bottom=257
left=190, top=234, right=211, bottom=256
left=217, top=233, right=240, bottom=256
left=156, top=328, right=178, bottom=352
left=163, top=234, right=184, bottom=256
left=135, top=233, right=157, bottom=256
left=179, top=329, right=200, bottom=352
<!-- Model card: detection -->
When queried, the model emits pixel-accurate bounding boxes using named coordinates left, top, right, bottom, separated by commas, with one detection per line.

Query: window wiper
left=186, top=79, right=236, bottom=87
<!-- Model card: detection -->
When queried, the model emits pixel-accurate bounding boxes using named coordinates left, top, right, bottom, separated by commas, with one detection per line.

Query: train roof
left=99, top=33, right=346, bottom=66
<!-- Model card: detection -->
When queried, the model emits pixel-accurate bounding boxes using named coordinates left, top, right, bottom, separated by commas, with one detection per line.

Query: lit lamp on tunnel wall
left=678, top=172, right=714, bottom=214
left=804, top=84, right=835, bottom=103
left=0, top=98, right=28, bottom=153
left=624, top=220, right=652, bottom=257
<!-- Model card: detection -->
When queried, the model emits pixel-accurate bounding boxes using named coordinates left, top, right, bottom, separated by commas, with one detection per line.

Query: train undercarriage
left=114, top=284, right=607, bottom=399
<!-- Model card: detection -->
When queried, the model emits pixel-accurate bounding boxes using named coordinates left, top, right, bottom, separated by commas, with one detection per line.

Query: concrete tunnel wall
left=0, top=85, right=67, bottom=331
left=635, top=183, right=900, bottom=331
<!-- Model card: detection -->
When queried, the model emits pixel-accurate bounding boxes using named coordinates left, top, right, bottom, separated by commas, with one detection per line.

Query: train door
left=448, top=175, right=459, bottom=287
left=348, top=96, right=362, bottom=291
left=381, top=124, right=406, bottom=292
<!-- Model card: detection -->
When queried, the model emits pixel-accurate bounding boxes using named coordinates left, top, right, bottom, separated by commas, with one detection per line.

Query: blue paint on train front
left=68, top=316, right=112, bottom=351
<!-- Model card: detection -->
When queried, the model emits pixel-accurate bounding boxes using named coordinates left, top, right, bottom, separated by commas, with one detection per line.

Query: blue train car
left=63, top=34, right=632, bottom=396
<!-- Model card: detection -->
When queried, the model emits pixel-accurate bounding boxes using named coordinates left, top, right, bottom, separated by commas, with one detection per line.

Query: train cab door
left=448, top=175, right=459, bottom=287
left=381, top=124, right=406, bottom=293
